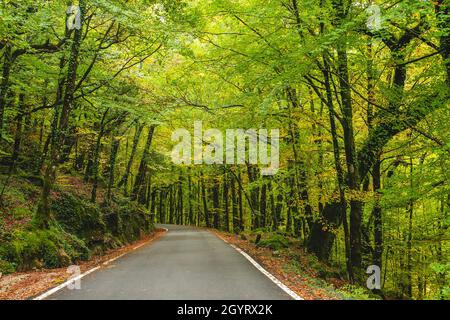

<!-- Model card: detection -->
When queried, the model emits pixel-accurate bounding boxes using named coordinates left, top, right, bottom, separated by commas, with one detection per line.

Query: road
left=45, top=224, right=292, bottom=300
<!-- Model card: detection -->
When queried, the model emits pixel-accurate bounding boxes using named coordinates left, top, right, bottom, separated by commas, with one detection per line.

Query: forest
left=0, top=0, right=448, bottom=300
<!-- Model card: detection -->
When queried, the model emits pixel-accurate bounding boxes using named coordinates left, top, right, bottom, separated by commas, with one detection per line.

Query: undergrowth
left=0, top=175, right=153, bottom=274
left=240, top=230, right=380, bottom=300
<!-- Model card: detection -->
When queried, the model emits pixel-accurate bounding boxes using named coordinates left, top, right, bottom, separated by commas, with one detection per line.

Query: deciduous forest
left=0, top=0, right=448, bottom=300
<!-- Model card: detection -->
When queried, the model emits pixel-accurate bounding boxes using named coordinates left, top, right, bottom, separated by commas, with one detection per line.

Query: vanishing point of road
left=45, top=224, right=293, bottom=300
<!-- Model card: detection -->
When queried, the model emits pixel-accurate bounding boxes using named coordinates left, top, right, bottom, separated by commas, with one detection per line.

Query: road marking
left=34, top=228, right=169, bottom=300
left=133, top=228, right=168, bottom=250
left=133, top=243, right=146, bottom=250
left=215, top=233, right=304, bottom=300
left=33, top=267, right=100, bottom=300
left=103, top=253, right=126, bottom=265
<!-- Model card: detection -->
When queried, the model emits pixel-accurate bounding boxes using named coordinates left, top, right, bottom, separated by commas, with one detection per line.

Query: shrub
left=0, top=259, right=16, bottom=274
left=337, top=285, right=380, bottom=300
left=0, top=226, right=90, bottom=271
left=0, top=188, right=153, bottom=273
left=0, top=219, right=5, bottom=239
left=12, top=206, right=32, bottom=219
left=257, top=234, right=290, bottom=250
left=112, top=200, right=153, bottom=243
left=52, top=192, right=106, bottom=245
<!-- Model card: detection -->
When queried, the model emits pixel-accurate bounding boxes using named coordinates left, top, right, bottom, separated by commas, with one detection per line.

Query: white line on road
left=33, top=228, right=169, bottom=300
left=215, top=233, right=304, bottom=300
left=103, top=253, right=126, bottom=265
left=33, top=267, right=100, bottom=300
left=133, top=243, right=147, bottom=250
left=133, top=228, right=168, bottom=250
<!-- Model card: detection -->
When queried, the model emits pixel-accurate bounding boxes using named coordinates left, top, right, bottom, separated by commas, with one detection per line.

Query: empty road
left=44, top=224, right=293, bottom=300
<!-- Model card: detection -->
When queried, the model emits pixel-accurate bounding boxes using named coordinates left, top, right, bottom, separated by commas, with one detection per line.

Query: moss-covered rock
left=257, top=234, right=290, bottom=250
left=0, top=183, right=153, bottom=274
left=105, top=199, right=153, bottom=243
left=52, top=192, right=153, bottom=249
left=0, top=226, right=90, bottom=272
left=52, top=192, right=107, bottom=246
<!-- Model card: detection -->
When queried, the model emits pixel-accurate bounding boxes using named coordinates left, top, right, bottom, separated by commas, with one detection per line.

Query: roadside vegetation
left=215, top=229, right=380, bottom=300
left=0, top=174, right=153, bottom=274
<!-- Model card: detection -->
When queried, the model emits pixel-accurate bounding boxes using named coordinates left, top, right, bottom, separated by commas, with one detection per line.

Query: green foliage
left=52, top=192, right=107, bottom=245
left=51, top=192, right=153, bottom=252
left=0, top=178, right=154, bottom=273
left=256, top=234, right=290, bottom=251
left=109, top=197, right=154, bottom=243
left=0, top=259, right=16, bottom=274
left=12, top=206, right=32, bottom=219
left=336, top=285, right=380, bottom=301
left=431, top=262, right=450, bottom=299
left=286, top=249, right=345, bottom=280
left=0, top=226, right=90, bottom=272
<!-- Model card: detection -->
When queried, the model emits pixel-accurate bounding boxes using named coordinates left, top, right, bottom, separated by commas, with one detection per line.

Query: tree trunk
left=11, top=93, right=25, bottom=170
left=202, top=175, right=211, bottom=227
left=269, top=181, right=276, bottom=231
left=212, top=176, right=220, bottom=229
left=106, top=135, right=120, bottom=205
left=372, top=159, right=383, bottom=273
left=435, top=0, right=450, bottom=85
left=337, top=40, right=362, bottom=282
left=177, top=173, right=184, bottom=225
left=260, top=180, right=267, bottom=228
left=230, top=170, right=239, bottom=234
left=287, top=171, right=300, bottom=237
left=118, top=122, right=144, bottom=195
left=132, top=125, right=155, bottom=202
left=246, top=164, right=260, bottom=229
left=145, top=174, right=152, bottom=209
left=274, top=188, right=282, bottom=232
left=150, top=189, right=157, bottom=224
left=0, top=44, right=12, bottom=139
left=188, top=169, right=194, bottom=225
left=238, top=169, right=244, bottom=231
left=159, top=189, right=166, bottom=223
left=169, top=185, right=175, bottom=224
left=223, top=170, right=230, bottom=232
left=407, top=157, right=414, bottom=298
left=36, top=1, right=85, bottom=227
left=91, top=108, right=109, bottom=203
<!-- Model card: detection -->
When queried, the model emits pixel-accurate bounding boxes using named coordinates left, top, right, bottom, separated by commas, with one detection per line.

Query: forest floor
left=0, top=228, right=166, bottom=300
left=212, top=230, right=377, bottom=300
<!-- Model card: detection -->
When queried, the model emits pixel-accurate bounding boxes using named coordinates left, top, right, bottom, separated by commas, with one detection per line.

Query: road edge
left=213, top=232, right=304, bottom=301
left=33, top=227, right=169, bottom=300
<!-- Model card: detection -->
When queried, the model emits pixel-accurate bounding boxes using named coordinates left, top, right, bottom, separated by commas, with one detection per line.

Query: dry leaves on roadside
left=213, top=231, right=341, bottom=300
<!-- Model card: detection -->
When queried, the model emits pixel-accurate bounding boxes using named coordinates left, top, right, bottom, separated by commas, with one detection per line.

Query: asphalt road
left=46, top=224, right=292, bottom=300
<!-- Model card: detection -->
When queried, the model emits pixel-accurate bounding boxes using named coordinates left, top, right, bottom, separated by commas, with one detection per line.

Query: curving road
left=45, top=224, right=292, bottom=300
